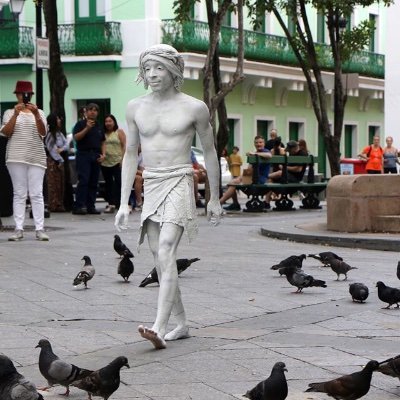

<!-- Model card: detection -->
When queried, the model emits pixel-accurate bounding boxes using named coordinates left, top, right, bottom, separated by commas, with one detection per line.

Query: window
left=75, top=0, right=105, bottom=22
left=317, top=12, right=325, bottom=43
left=369, top=14, right=377, bottom=52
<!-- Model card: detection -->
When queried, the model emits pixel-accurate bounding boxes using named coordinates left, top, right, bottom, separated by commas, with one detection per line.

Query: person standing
left=72, top=103, right=105, bottom=215
left=101, top=114, right=126, bottom=213
left=227, top=146, right=243, bottom=178
left=0, top=80, right=49, bottom=241
left=383, top=136, right=399, bottom=174
left=115, top=44, right=222, bottom=350
left=358, top=135, right=384, bottom=174
left=45, top=114, right=68, bottom=212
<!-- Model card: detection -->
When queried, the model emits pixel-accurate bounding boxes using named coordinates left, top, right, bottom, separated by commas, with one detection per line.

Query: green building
left=0, top=0, right=386, bottom=176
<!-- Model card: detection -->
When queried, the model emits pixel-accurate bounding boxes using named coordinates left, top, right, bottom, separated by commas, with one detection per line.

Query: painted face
left=254, top=138, right=265, bottom=151
left=144, top=60, right=174, bottom=92
left=104, top=117, right=115, bottom=131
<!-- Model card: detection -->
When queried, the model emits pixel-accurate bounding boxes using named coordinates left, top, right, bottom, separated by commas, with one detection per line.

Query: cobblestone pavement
left=1, top=202, right=400, bottom=399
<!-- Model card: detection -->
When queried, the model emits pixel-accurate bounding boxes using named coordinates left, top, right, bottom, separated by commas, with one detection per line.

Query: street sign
left=36, top=37, right=49, bottom=69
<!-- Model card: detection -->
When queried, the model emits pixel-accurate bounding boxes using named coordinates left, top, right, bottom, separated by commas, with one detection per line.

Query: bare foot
left=164, top=326, right=190, bottom=341
left=138, top=325, right=166, bottom=349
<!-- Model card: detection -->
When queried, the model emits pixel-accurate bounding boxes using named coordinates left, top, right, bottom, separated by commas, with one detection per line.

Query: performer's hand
left=206, top=199, right=222, bottom=226
left=115, top=204, right=130, bottom=232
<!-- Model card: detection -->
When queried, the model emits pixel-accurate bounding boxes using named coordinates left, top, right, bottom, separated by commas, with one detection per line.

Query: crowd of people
left=1, top=80, right=399, bottom=239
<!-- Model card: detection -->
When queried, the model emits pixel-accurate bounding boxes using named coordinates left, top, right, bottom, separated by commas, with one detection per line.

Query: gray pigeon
left=35, top=339, right=92, bottom=396
left=308, top=251, right=343, bottom=266
left=284, top=265, right=327, bottom=293
left=349, top=283, right=369, bottom=303
left=118, top=250, right=134, bottom=282
left=0, top=354, right=44, bottom=400
left=243, top=361, right=288, bottom=400
left=71, top=356, right=130, bottom=400
left=327, top=259, right=357, bottom=281
left=376, top=281, right=400, bottom=309
left=73, top=255, right=95, bottom=288
left=271, top=254, right=306, bottom=270
left=139, top=258, right=200, bottom=287
left=377, top=354, right=400, bottom=380
left=306, top=360, right=379, bottom=400
left=113, top=235, right=133, bottom=258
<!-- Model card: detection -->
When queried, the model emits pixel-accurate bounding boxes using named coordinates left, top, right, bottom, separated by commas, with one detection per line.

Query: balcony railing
left=0, top=26, right=34, bottom=59
left=58, top=22, right=123, bottom=56
left=162, top=19, right=384, bottom=79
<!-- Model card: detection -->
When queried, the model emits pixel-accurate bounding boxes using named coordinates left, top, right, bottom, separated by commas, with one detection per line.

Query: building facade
left=0, top=0, right=387, bottom=176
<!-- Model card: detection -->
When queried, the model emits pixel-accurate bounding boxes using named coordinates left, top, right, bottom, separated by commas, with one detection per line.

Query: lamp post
left=5, top=0, right=44, bottom=108
left=34, top=0, right=43, bottom=109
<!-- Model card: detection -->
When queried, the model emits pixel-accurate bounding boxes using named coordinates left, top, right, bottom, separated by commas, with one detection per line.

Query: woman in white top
left=0, top=80, right=49, bottom=241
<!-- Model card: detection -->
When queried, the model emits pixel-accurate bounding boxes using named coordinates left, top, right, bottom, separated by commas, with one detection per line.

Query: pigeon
left=139, top=258, right=200, bottom=287
left=113, top=235, right=133, bottom=258
left=0, top=354, right=44, bottom=400
left=377, top=354, right=400, bottom=380
left=73, top=255, right=96, bottom=288
left=284, top=265, right=327, bottom=293
left=376, top=281, right=400, bottom=309
left=397, top=261, right=400, bottom=281
left=271, top=254, right=306, bottom=270
left=243, top=361, right=288, bottom=400
left=308, top=251, right=343, bottom=266
left=118, top=250, right=134, bottom=282
left=349, top=283, right=369, bottom=303
left=327, top=259, right=357, bottom=281
left=71, top=356, right=130, bottom=400
left=305, top=360, right=379, bottom=400
left=35, top=338, right=92, bottom=396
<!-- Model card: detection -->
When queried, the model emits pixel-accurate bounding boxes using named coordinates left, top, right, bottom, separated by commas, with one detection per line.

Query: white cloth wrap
left=138, top=164, right=198, bottom=249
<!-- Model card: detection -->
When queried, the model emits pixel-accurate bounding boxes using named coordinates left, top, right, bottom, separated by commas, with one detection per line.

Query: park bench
left=230, top=154, right=328, bottom=212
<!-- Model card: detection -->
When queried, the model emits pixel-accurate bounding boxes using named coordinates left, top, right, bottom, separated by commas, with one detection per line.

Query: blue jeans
left=74, top=150, right=100, bottom=210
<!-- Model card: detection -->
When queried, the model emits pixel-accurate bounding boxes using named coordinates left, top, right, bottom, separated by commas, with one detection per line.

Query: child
left=228, top=146, right=243, bottom=178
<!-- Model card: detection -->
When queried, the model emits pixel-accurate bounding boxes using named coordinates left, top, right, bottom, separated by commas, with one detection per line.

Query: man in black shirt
left=264, top=140, right=307, bottom=207
left=72, top=103, right=106, bottom=214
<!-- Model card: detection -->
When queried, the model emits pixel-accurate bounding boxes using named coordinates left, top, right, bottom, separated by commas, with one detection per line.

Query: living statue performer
left=115, top=44, right=222, bottom=349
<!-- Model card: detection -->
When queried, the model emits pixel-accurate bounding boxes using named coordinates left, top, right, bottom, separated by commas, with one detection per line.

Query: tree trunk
left=43, top=1, right=68, bottom=130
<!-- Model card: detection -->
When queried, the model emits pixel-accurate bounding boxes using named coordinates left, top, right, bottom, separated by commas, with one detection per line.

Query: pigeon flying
left=113, top=235, right=134, bottom=258
left=71, top=356, right=130, bottom=400
left=271, top=254, right=306, bottom=270
left=284, top=265, right=327, bottom=293
left=305, top=360, right=379, bottom=400
left=327, top=259, right=357, bottom=281
left=349, top=283, right=369, bottom=303
left=73, top=255, right=96, bottom=288
left=35, top=338, right=92, bottom=396
left=118, top=250, right=134, bottom=282
left=243, top=361, right=288, bottom=400
left=308, top=251, right=343, bottom=266
left=376, top=281, right=400, bottom=309
left=139, top=258, right=200, bottom=287
left=377, top=354, right=400, bottom=380
left=0, top=354, right=44, bottom=400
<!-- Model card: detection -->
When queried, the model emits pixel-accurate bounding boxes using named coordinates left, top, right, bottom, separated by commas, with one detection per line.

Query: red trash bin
left=340, top=158, right=367, bottom=175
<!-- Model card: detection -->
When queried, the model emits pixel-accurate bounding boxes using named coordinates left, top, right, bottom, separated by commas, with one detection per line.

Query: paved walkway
left=1, top=202, right=400, bottom=399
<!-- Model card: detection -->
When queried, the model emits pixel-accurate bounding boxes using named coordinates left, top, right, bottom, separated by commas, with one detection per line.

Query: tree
left=42, top=1, right=68, bottom=130
left=247, top=0, right=392, bottom=175
left=173, top=0, right=245, bottom=157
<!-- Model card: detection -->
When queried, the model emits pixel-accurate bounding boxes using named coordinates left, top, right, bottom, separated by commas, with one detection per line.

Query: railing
left=162, top=19, right=384, bottom=79
left=0, top=26, right=34, bottom=59
left=58, top=21, right=123, bottom=56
